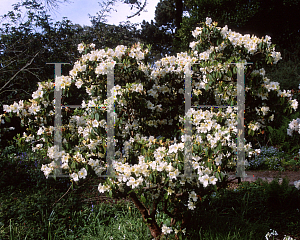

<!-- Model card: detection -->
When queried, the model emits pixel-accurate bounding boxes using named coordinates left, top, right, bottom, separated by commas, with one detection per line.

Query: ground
left=226, top=170, right=300, bottom=190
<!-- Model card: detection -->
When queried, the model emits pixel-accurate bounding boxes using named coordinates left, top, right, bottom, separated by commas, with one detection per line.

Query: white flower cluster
left=161, top=225, right=173, bottom=235
left=70, top=60, right=87, bottom=77
left=158, top=222, right=186, bottom=236
left=255, top=106, right=270, bottom=116
left=41, top=162, right=57, bottom=179
left=3, top=81, right=54, bottom=117
left=191, top=18, right=278, bottom=59
left=47, top=145, right=65, bottom=160
left=289, top=99, right=298, bottom=111
left=248, top=122, right=261, bottom=131
left=3, top=100, right=24, bottom=115
left=271, top=50, right=282, bottom=64
left=71, top=43, right=147, bottom=80
left=32, top=89, right=44, bottom=99
left=129, top=42, right=146, bottom=61
left=77, top=43, right=85, bottom=53
left=54, top=76, right=72, bottom=91
left=95, top=60, right=116, bottom=76
left=150, top=53, right=197, bottom=80
left=188, top=190, right=198, bottom=210
left=96, top=106, right=256, bottom=212
left=294, top=180, right=300, bottom=190
left=287, top=118, right=300, bottom=136
left=41, top=141, right=106, bottom=179
left=32, top=143, right=43, bottom=152
left=278, top=89, right=292, bottom=98
left=70, top=168, right=87, bottom=182
left=265, top=229, right=296, bottom=240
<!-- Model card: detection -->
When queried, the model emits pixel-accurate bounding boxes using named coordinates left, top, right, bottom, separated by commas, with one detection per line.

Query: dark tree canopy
left=178, top=0, right=300, bottom=52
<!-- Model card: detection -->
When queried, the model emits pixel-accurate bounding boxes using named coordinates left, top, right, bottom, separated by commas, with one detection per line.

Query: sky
left=0, top=0, right=160, bottom=29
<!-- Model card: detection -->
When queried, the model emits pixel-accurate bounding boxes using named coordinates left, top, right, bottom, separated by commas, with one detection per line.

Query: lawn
left=0, top=144, right=299, bottom=240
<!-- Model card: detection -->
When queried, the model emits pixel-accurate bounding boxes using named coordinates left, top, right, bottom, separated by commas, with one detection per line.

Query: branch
left=24, top=69, right=43, bottom=82
left=0, top=88, right=32, bottom=97
left=0, top=59, right=17, bottom=71
left=51, top=183, right=72, bottom=207
left=0, top=51, right=40, bottom=95
left=142, top=185, right=159, bottom=190
left=127, top=0, right=147, bottom=19
left=129, top=190, right=151, bottom=218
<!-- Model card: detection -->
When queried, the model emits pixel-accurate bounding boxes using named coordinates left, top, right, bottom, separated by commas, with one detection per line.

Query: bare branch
left=37, top=0, right=73, bottom=13
left=89, top=0, right=118, bottom=24
left=0, top=51, right=40, bottom=95
left=127, top=0, right=147, bottom=19
left=24, top=69, right=43, bottom=82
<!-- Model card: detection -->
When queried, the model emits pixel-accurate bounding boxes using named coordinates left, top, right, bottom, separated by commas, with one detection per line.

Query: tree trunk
left=175, top=0, right=183, bottom=33
left=129, top=191, right=163, bottom=239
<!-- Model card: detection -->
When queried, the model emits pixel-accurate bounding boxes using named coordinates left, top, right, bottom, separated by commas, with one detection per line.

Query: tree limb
left=0, top=51, right=40, bottom=95
left=127, top=0, right=147, bottom=18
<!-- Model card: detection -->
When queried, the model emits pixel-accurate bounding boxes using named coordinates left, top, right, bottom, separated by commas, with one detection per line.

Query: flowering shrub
left=2, top=17, right=299, bottom=238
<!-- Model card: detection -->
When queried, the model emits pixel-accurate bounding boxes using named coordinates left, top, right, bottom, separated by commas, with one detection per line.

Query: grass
left=0, top=143, right=300, bottom=240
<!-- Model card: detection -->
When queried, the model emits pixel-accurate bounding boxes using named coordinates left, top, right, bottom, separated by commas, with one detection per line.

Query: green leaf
left=140, top=194, right=146, bottom=203
left=212, top=164, right=216, bottom=171
left=5, top=116, right=11, bottom=123
left=207, top=161, right=212, bottom=169
left=193, top=144, right=199, bottom=152
left=178, top=151, right=184, bottom=162
left=178, top=162, right=183, bottom=171
left=212, top=72, right=216, bottom=79
left=233, top=66, right=237, bottom=74
left=164, top=193, right=168, bottom=200
left=149, top=173, right=153, bottom=182
left=95, top=113, right=100, bottom=121
left=248, top=129, right=251, bottom=136
left=141, top=148, right=146, bottom=156
left=267, top=126, right=273, bottom=134
left=71, top=161, right=76, bottom=169
left=204, top=148, right=208, bottom=157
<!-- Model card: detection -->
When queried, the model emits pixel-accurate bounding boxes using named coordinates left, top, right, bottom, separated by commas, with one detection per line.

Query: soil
left=225, top=170, right=300, bottom=190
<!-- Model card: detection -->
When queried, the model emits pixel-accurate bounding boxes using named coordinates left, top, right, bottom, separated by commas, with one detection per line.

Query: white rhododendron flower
left=161, top=225, right=173, bottom=234
left=77, top=43, right=85, bottom=53
left=294, top=180, right=300, bottom=190
left=188, top=201, right=196, bottom=210
left=70, top=173, right=79, bottom=182
left=78, top=168, right=87, bottom=179
left=205, top=17, right=212, bottom=26
left=289, top=99, right=298, bottom=110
